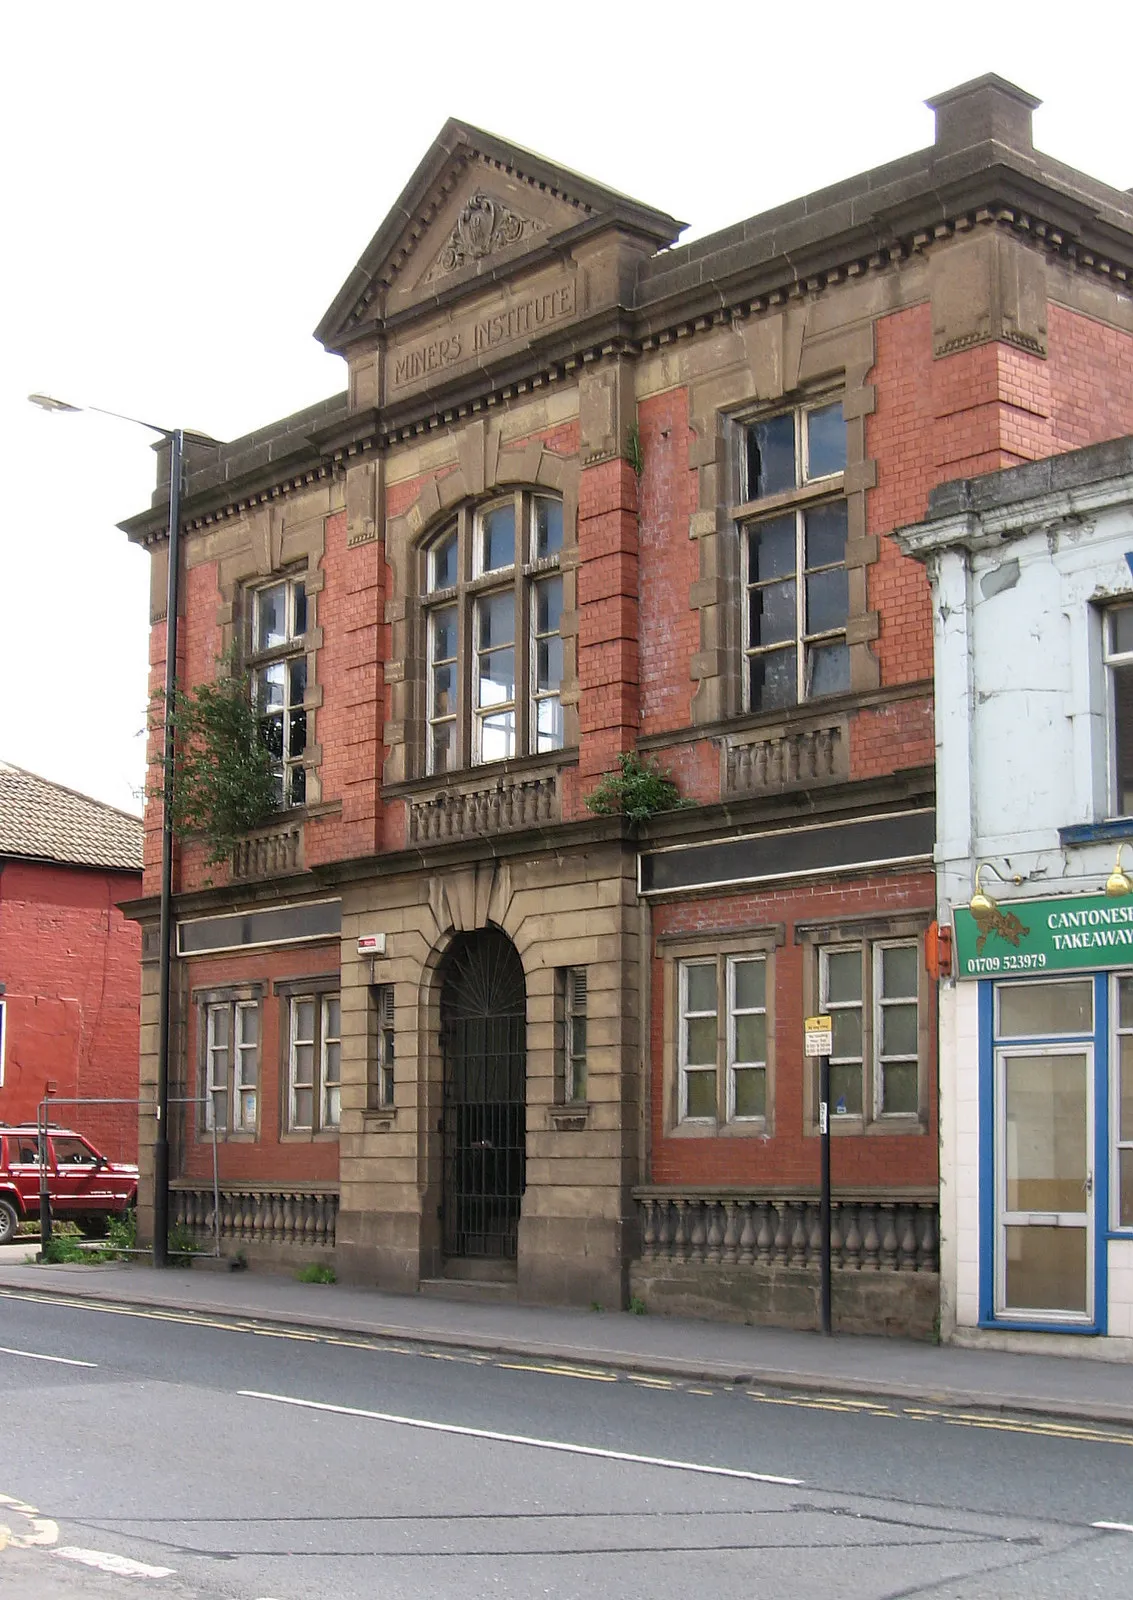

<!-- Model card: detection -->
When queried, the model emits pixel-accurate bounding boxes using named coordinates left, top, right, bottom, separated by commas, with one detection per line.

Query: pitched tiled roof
left=0, top=763, right=143, bottom=873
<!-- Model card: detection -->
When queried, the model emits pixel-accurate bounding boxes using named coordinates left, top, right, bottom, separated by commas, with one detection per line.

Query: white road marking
left=54, top=1546, right=175, bottom=1577
left=1093, top=1520, right=1133, bottom=1534
left=0, top=1491, right=59, bottom=1549
left=0, top=1344, right=97, bottom=1367
left=239, top=1389, right=803, bottom=1486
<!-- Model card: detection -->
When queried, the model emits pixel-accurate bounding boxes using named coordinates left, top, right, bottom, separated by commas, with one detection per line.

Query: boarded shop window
left=1105, top=604, right=1133, bottom=816
left=423, top=492, right=564, bottom=774
left=203, top=999, right=259, bottom=1135
left=677, top=955, right=768, bottom=1125
left=287, top=993, right=341, bottom=1132
left=738, top=400, right=849, bottom=714
left=249, top=574, right=309, bottom=808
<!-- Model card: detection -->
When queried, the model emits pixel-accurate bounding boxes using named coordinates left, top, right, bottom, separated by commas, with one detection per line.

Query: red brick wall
left=638, top=389, right=698, bottom=737
left=306, top=507, right=383, bottom=867
left=0, top=861, right=141, bottom=1155
left=1048, top=302, right=1133, bottom=449
left=576, top=458, right=641, bottom=792
left=179, top=940, right=340, bottom=1184
left=649, top=868, right=937, bottom=1189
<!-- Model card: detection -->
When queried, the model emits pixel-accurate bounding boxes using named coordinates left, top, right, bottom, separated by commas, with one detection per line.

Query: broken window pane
left=745, top=412, right=796, bottom=499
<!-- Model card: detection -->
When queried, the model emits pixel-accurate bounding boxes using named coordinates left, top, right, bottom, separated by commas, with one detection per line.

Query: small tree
left=584, top=750, right=687, bottom=824
left=154, top=658, right=278, bottom=869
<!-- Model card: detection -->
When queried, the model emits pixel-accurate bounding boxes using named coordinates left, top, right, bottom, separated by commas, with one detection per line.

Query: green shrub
left=167, top=1223, right=200, bottom=1265
left=585, top=751, right=688, bottom=823
left=296, top=1261, right=336, bottom=1284
left=153, top=655, right=278, bottom=869
left=39, top=1235, right=88, bottom=1265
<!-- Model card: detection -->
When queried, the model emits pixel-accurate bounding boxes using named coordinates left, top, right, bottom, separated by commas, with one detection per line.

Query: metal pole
left=37, top=1099, right=52, bottom=1252
left=819, top=1053, right=832, bottom=1335
left=154, top=427, right=184, bottom=1268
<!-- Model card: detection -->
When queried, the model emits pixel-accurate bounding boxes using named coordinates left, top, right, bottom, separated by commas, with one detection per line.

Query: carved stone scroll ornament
left=425, top=191, right=545, bottom=282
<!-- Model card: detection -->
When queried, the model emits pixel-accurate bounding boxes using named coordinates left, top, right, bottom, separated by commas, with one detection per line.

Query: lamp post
left=28, top=395, right=216, bottom=1267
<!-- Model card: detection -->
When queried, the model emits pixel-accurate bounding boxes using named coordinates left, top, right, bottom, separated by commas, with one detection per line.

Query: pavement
left=0, top=1242, right=1130, bottom=1429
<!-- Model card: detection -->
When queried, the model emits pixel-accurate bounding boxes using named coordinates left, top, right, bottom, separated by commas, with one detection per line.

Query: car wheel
left=0, top=1199, right=19, bottom=1246
left=75, top=1217, right=109, bottom=1240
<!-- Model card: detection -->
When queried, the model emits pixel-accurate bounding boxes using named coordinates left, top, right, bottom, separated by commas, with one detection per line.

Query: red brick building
left=0, top=764, right=142, bottom=1156
left=124, top=76, right=1133, bottom=1328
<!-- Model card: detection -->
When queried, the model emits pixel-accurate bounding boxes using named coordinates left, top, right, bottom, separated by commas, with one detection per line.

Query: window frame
left=662, top=930, right=780, bottom=1137
left=556, top=967, right=589, bottom=1105
left=247, top=570, right=310, bottom=809
left=195, top=988, right=262, bottom=1139
left=734, top=398, right=851, bottom=717
left=369, top=984, right=396, bottom=1111
left=801, top=917, right=930, bottom=1134
left=422, top=490, right=565, bottom=776
left=1103, top=602, right=1133, bottom=818
left=1112, top=974, right=1133, bottom=1232
left=274, top=975, right=341, bottom=1138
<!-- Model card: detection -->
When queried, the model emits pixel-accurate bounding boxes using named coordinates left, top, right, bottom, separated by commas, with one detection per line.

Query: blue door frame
left=977, top=973, right=1110, bottom=1333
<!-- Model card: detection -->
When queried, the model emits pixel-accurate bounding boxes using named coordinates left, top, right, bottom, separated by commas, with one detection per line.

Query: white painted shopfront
left=897, top=440, right=1133, bottom=1354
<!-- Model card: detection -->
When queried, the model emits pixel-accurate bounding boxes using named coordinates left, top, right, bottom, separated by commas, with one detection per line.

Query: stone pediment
left=315, top=119, right=683, bottom=355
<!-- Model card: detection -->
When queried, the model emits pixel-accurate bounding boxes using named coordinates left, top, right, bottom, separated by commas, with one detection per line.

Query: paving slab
left=0, top=1252, right=1129, bottom=1428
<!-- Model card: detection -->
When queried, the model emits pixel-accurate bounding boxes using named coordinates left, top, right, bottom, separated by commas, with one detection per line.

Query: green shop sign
left=954, top=892, right=1133, bottom=979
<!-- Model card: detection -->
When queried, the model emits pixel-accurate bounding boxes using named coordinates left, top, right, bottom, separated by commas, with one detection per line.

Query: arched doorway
left=439, top=927, right=526, bottom=1260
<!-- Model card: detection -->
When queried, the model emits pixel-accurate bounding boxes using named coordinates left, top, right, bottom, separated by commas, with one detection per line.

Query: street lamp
left=28, top=393, right=218, bottom=1267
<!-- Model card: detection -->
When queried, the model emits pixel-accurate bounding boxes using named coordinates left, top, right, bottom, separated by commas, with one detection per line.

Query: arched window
left=423, top=490, right=564, bottom=773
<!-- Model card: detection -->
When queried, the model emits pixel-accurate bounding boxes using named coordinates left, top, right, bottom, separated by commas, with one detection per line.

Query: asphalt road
left=0, top=1287, right=1130, bottom=1599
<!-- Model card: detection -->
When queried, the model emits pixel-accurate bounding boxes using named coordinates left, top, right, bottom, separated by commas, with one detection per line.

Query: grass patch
left=296, top=1261, right=336, bottom=1284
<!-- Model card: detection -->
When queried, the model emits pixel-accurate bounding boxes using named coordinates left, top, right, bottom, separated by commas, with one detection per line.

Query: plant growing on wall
left=584, top=750, right=688, bottom=824
left=153, top=656, right=278, bottom=868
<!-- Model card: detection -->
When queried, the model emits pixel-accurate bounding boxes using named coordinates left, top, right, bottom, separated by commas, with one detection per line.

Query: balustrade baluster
left=879, top=1204, right=898, bottom=1271
left=842, top=1203, right=861, bottom=1269
left=705, top=1202, right=724, bottom=1263
left=721, top=1200, right=739, bottom=1265
left=642, top=1198, right=658, bottom=1260
left=771, top=1202, right=789, bottom=1264
left=688, top=1201, right=707, bottom=1263
left=672, top=1199, right=689, bottom=1262
left=738, top=1201, right=757, bottom=1265
left=897, top=1206, right=918, bottom=1271
left=830, top=1201, right=844, bottom=1268
left=917, top=1206, right=938, bottom=1272
left=860, top=1205, right=880, bottom=1270
left=805, top=1201, right=821, bottom=1267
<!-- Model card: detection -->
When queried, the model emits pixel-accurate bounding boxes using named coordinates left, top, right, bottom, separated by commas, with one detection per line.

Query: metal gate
left=440, top=929, right=526, bottom=1259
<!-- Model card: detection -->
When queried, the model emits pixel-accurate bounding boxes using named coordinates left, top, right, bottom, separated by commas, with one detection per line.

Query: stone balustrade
left=231, top=824, right=303, bottom=880
left=725, top=722, right=846, bottom=795
left=635, top=1190, right=937, bottom=1273
left=408, top=774, right=558, bottom=843
left=171, top=1185, right=337, bottom=1249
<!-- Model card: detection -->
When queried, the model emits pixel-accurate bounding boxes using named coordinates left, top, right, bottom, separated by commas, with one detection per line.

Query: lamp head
left=1106, top=847, right=1133, bottom=898
left=28, top=393, right=81, bottom=413
left=968, top=863, right=997, bottom=918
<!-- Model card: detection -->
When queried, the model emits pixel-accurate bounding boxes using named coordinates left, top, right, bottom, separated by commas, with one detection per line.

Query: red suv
left=0, top=1126, right=138, bottom=1244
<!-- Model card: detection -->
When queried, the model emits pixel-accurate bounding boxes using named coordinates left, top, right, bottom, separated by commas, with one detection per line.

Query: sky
left=2, top=2, right=1130, bottom=816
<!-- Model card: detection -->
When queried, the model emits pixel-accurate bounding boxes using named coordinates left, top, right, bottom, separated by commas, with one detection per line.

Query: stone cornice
left=123, top=151, right=1133, bottom=544
left=896, top=473, right=1133, bottom=560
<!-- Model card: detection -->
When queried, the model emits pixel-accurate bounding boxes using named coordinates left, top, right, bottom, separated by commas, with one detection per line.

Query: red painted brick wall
left=0, top=860, right=141, bottom=1157
left=178, top=940, right=340, bottom=1184
left=649, top=868, right=937, bottom=1189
